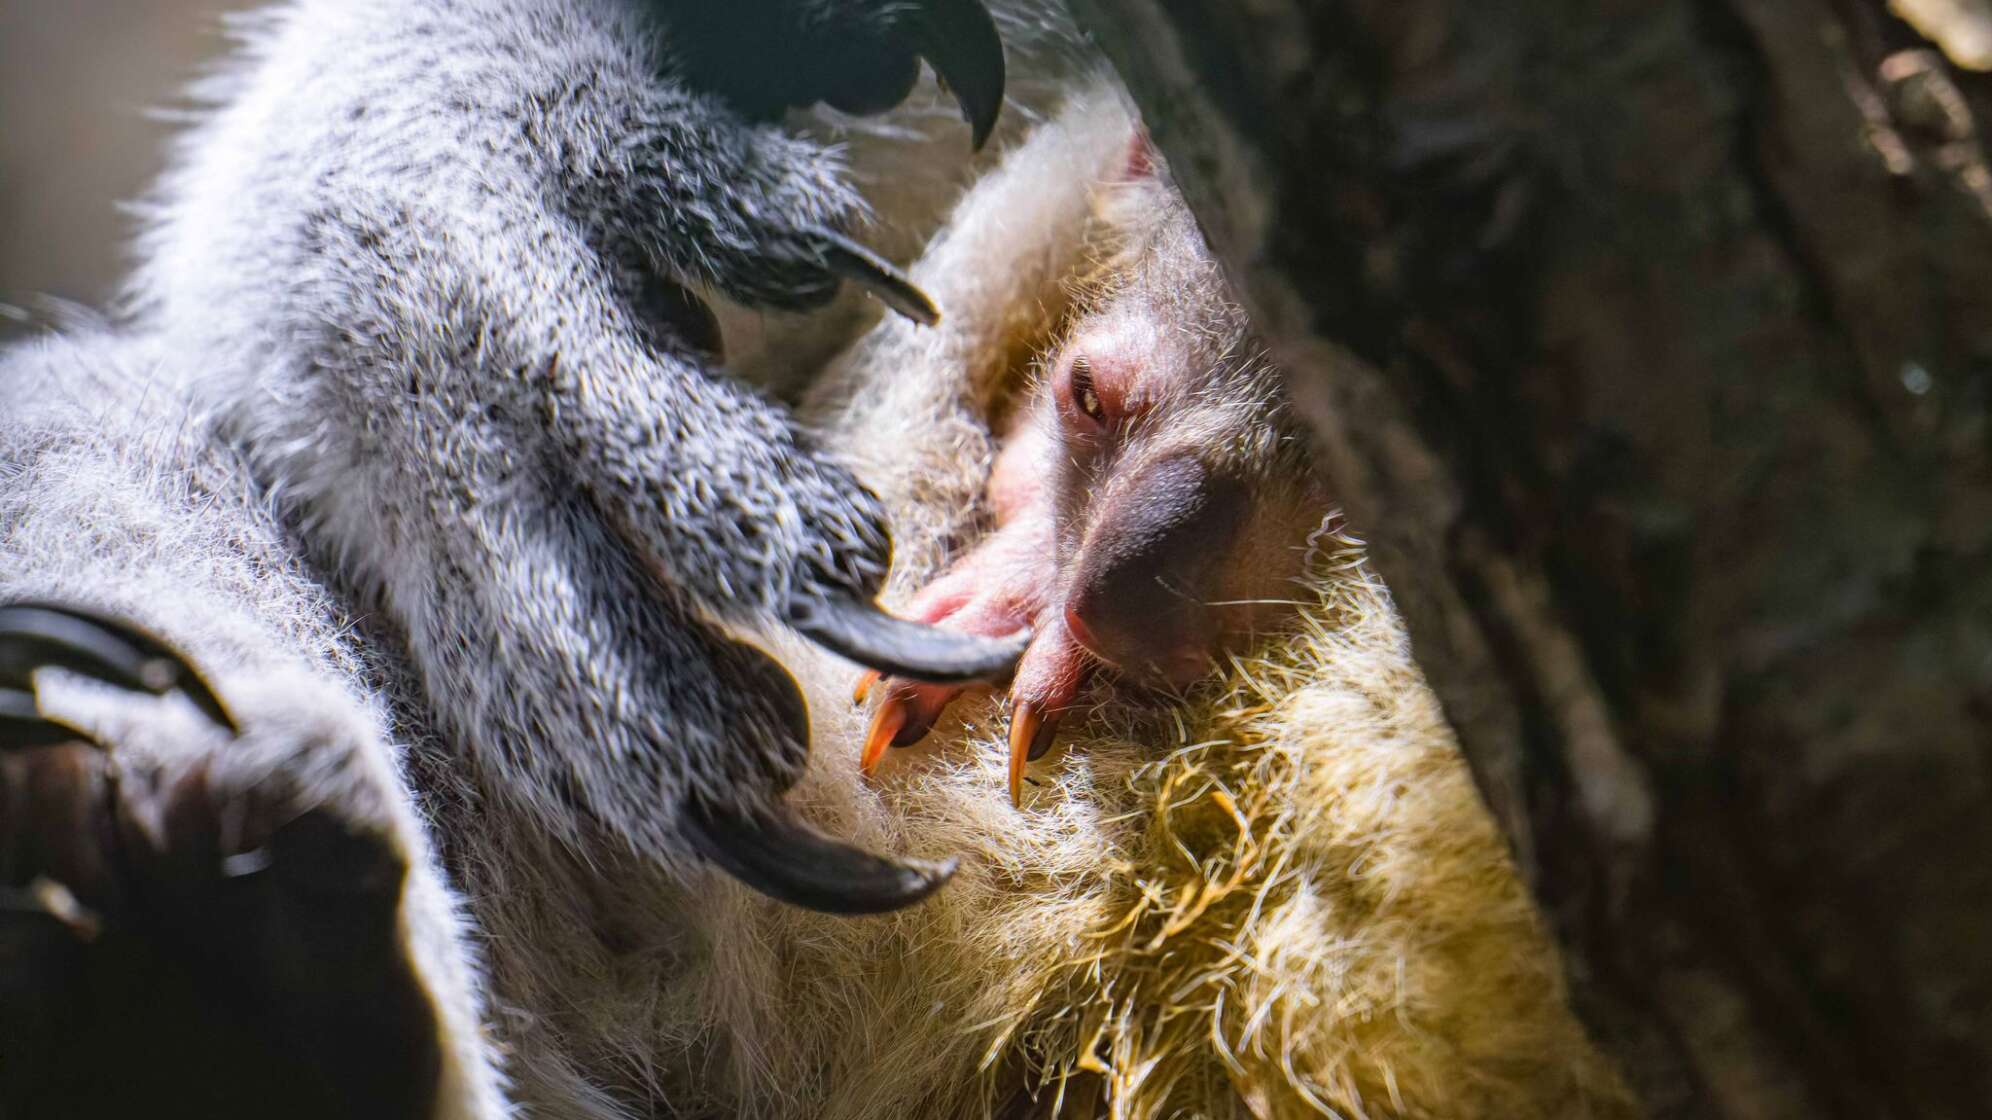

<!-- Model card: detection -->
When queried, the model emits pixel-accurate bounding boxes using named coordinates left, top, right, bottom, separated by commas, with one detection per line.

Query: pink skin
left=858, top=136, right=1326, bottom=805
left=857, top=419, right=1093, bottom=803
left=859, top=323, right=1288, bottom=804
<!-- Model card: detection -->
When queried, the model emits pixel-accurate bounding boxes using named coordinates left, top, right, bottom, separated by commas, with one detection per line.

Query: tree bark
left=1069, top=1, right=1992, bottom=1116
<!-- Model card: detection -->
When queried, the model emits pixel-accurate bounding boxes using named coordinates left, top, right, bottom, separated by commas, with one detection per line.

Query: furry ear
left=1118, top=128, right=1159, bottom=181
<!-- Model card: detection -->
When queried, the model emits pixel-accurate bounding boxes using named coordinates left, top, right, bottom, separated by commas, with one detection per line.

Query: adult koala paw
left=0, top=603, right=441, bottom=1120
left=659, top=0, right=1007, bottom=146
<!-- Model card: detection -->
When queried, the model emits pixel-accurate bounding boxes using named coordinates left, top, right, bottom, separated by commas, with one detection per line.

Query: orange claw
left=1006, top=701, right=1061, bottom=806
left=860, top=701, right=908, bottom=777
left=853, top=669, right=882, bottom=707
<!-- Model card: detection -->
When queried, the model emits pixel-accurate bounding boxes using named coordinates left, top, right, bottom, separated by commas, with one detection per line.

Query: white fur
left=0, top=6, right=1621, bottom=1118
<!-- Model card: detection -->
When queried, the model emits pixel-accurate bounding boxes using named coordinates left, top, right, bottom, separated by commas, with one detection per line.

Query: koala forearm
left=0, top=333, right=511, bottom=1119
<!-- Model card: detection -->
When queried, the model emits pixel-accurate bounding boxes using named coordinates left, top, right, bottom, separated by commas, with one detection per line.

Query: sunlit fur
left=0, top=2, right=1084, bottom=1113
left=0, top=5, right=1629, bottom=1117
left=689, top=549, right=1639, bottom=1119
left=639, top=92, right=1639, bottom=1119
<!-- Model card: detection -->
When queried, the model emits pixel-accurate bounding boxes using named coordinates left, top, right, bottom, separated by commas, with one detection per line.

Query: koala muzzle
left=1064, top=454, right=1245, bottom=689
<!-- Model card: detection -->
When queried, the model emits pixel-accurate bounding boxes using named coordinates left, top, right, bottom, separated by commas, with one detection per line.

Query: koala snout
left=1064, top=453, right=1244, bottom=688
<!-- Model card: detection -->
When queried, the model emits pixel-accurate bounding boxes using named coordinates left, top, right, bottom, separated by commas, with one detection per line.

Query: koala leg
left=141, top=0, right=1026, bottom=908
left=0, top=606, right=504, bottom=1120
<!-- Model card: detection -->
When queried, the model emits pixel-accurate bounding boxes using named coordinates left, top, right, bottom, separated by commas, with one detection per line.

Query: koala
left=606, top=93, right=1631, bottom=1120
left=852, top=134, right=1331, bottom=803
left=0, top=0, right=1088, bottom=1114
left=116, top=0, right=1051, bottom=910
left=0, top=4, right=1624, bottom=1118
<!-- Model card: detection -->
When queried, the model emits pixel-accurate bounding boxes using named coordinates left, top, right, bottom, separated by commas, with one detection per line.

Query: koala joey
left=854, top=135, right=1330, bottom=804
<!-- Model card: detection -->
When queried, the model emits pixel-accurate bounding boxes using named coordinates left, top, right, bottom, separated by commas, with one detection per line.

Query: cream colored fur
left=651, top=90, right=1642, bottom=1120
left=4, top=9, right=1630, bottom=1116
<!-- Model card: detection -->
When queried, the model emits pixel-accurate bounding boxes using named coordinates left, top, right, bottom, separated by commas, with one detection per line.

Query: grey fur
left=1, top=0, right=1091, bottom=1114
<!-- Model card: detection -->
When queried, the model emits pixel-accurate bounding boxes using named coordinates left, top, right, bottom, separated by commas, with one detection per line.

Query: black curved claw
left=817, top=230, right=941, bottom=327
left=0, top=602, right=238, bottom=745
left=913, top=0, right=1008, bottom=150
left=682, top=799, right=957, bottom=914
left=666, top=0, right=1006, bottom=149
left=0, top=687, right=71, bottom=748
left=788, top=591, right=1029, bottom=684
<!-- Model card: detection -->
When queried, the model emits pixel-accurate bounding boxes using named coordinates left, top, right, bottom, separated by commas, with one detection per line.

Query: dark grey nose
left=1063, top=453, right=1245, bottom=687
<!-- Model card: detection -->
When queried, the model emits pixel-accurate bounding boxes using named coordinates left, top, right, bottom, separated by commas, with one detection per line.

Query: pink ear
left=1119, top=129, right=1159, bottom=181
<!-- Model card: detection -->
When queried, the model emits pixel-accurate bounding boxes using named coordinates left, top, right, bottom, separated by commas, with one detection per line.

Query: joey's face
left=856, top=147, right=1331, bottom=805
left=857, top=301, right=1330, bottom=806
left=1041, top=307, right=1323, bottom=691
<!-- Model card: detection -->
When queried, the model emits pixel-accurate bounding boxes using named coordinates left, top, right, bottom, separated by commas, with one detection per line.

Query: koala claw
left=858, top=678, right=957, bottom=775
left=853, top=669, right=880, bottom=707
left=816, top=228, right=941, bottom=326
left=683, top=798, right=957, bottom=915
left=0, top=602, right=236, bottom=748
left=674, top=0, right=1006, bottom=149
left=788, top=591, right=1029, bottom=684
left=1006, top=699, right=1061, bottom=807
left=910, top=0, right=1008, bottom=149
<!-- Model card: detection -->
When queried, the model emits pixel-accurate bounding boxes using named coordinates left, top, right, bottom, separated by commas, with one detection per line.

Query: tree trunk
left=1069, top=1, right=1992, bottom=1115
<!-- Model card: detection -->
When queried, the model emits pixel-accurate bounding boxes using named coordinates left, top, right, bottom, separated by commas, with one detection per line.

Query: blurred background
left=0, top=1, right=242, bottom=340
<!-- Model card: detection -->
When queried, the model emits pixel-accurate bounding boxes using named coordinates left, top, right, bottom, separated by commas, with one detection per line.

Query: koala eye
left=1069, top=356, right=1109, bottom=426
